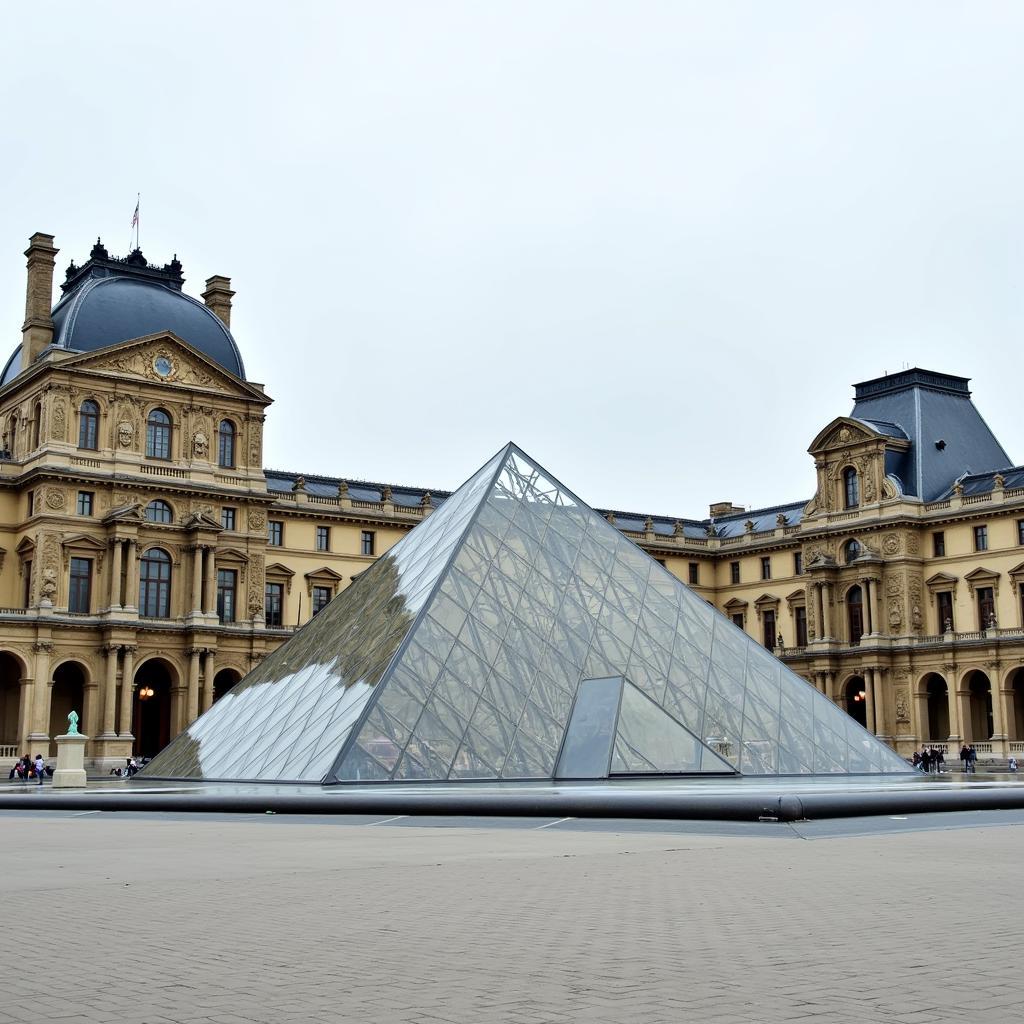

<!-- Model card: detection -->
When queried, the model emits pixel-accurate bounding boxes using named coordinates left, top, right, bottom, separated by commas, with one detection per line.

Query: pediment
left=808, top=417, right=878, bottom=454
left=723, top=597, right=748, bottom=611
left=964, top=567, right=1000, bottom=592
left=61, top=332, right=267, bottom=401
left=183, top=511, right=223, bottom=532
left=304, top=566, right=345, bottom=582
left=754, top=593, right=780, bottom=608
left=925, top=571, right=959, bottom=590
left=216, top=546, right=250, bottom=564
left=1008, top=561, right=1024, bottom=580
left=265, top=562, right=295, bottom=578
left=104, top=501, right=146, bottom=524
left=16, top=537, right=35, bottom=556
left=785, top=588, right=806, bottom=605
left=61, top=534, right=106, bottom=552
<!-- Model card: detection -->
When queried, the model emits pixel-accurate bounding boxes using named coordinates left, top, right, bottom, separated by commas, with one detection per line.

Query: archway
left=965, top=670, right=993, bottom=742
left=48, top=662, right=87, bottom=758
left=213, top=668, right=240, bottom=703
left=133, top=658, right=175, bottom=759
left=0, top=652, right=25, bottom=752
left=846, top=585, right=864, bottom=645
left=1009, top=668, right=1024, bottom=741
left=922, top=673, right=950, bottom=742
left=844, top=676, right=868, bottom=728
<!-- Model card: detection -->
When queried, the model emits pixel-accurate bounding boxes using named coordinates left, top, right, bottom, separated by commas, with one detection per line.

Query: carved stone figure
left=882, top=533, right=900, bottom=555
left=51, top=400, right=66, bottom=440
left=45, top=489, right=66, bottom=511
left=888, top=599, right=903, bottom=631
left=249, top=510, right=266, bottom=530
left=118, top=421, right=134, bottom=448
left=192, top=431, right=209, bottom=458
left=895, top=690, right=909, bottom=723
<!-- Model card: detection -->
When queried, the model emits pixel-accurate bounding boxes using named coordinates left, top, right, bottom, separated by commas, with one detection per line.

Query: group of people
left=109, top=758, right=140, bottom=778
left=958, top=744, right=980, bottom=773
left=7, top=753, right=48, bottom=784
left=912, top=747, right=946, bottom=773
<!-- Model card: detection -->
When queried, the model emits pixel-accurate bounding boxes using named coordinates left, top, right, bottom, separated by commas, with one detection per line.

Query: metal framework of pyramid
left=143, top=444, right=912, bottom=783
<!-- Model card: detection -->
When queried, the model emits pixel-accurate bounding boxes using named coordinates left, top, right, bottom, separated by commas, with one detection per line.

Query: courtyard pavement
left=1, top=808, right=1022, bottom=1024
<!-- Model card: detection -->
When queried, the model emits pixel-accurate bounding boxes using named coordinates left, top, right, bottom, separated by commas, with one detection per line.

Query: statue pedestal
left=53, top=733, right=88, bottom=788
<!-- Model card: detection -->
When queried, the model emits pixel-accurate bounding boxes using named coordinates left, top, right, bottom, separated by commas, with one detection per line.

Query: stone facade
left=0, top=231, right=1021, bottom=771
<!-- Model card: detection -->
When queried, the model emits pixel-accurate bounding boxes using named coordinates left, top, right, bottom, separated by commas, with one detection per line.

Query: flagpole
left=136, top=192, right=140, bottom=250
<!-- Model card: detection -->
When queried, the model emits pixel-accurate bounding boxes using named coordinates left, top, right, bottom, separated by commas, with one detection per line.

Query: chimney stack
left=22, top=232, right=59, bottom=369
left=202, top=275, right=235, bottom=328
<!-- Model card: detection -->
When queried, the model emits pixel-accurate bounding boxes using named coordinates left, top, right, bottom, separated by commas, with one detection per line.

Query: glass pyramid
left=143, top=444, right=913, bottom=782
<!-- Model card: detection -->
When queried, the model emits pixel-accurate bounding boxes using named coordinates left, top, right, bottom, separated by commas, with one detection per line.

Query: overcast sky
left=1, top=3, right=1021, bottom=517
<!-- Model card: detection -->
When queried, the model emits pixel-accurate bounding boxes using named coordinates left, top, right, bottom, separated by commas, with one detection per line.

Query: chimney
left=709, top=501, right=745, bottom=517
left=21, top=232, right=59, bottom=369
left=202, top=275, right=235, bottom=328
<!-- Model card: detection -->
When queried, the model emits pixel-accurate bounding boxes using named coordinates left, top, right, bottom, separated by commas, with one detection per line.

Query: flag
left=131, top=201, right=139, bottom=229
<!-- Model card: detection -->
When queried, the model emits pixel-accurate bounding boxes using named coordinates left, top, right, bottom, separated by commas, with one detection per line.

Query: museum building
left=0, top=231, right=1022, bottom=771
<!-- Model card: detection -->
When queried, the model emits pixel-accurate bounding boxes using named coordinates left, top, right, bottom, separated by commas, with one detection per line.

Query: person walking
left=968, top=744, right=978, bottom=774
left=33, top=753, right=44, bottom=785
left=959, top=744, right=971, bottom=772
left=921, top=748, right=931, bottom=774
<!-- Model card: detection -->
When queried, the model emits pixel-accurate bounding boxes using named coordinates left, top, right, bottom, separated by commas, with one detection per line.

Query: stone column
left=826, top=671, right=838, bottom=704
left=17, top=674, right=33, bottom=750
left=191, top=545, right=204, bottom=614
left=118, top=645, right=136, bottom=737
left=864, top=667, right=877, bottom=734
left=28, top=641, right=53, bottom=743
left=201, top=649, right=216, bottom=713
left=862, top=579, right=873, bottom=635
left=1000, top=686, right=1016, bottom=742
left=109, top=538, right=123, bottom=609
left=124, top=540, right=139, bottom=611
left=871, top=667, right=889, bottom=738
left=204, top=549, right=217, bottom=616
left=956, top=687, right=973, bottom=743
left=815, top=583, right=824, bottom=638
left=100, top=643, right=120, bottom=738
left=186, top=648, right=201, bottom=725
left=874, top=580, right=885, bottom=638
left=912, top=684, right=929, bottom=743
left=821, top=583, right=833, bottom=640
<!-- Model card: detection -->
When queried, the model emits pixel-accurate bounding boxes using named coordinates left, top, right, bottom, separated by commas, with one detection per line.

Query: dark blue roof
left=1, top=244, right=245, bottom=386
left=938, top=465, right=1024, bottom=499
left=850, top=368, right=1012, bottom=501
left=265, top=471, right=450, bottom=510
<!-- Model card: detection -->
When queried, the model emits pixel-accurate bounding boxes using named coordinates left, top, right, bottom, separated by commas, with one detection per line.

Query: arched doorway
left=48, top=662, right=87, bottom=758
left=1010, top=668, right=1024, bottom=741
left=844, top=676, right=868, bottom=728
left=846, top=585, right=864, bottom=645
left=133, top=659, right=175, bottom=758
left=213, top=668, right=240, bottom=703
left=965, top=670, right=993, bottom=742
left=922, top=673, right=950, bottom=741
left=0, top=652, right=25, bottom=751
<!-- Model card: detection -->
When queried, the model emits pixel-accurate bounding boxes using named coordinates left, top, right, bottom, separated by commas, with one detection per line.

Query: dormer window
left=844, top=539, right=862, bottom=563
left=843, top=467, right=859, bottom=509
left=146, top=408, right=172, bottom=460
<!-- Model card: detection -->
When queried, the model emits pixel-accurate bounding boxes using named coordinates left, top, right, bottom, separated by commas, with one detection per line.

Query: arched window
left=7, top=414, right=17, bottom=456
left=843, top=466, right=859, bottom=509
left=145, top=500, right=173, bottom=524
left=146, top=408, right=172, bottom=460
left=843, top=539, right=862, bottom=563
left=847, top=584, right=864, bottom=644
left=32, top=402, right=41, bottom=450
left=139, top=548, right=172, bottom=618
left=217, top=420, right=235, bottom=468
left=78, top=400, right=99, bottom=450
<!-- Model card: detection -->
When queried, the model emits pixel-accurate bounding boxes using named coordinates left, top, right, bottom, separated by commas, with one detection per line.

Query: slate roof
left=937, top=465, right=1024, bottom=499
left=850, top=368, right=1012, bottom=502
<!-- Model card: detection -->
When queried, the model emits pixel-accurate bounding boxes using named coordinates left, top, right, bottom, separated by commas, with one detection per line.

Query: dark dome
left=1, top=244, right=245, bottom=386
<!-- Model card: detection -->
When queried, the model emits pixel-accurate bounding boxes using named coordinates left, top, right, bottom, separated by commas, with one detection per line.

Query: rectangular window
left=68, top=557, right=91, bottom=614
left=655, top=557, right=666, bottom=567
left=731, top=612, right=745, bottom=631
left=974, top=525, right=988, bottom=552
left=23, top=560, right=32, bottom=607
left=361, top=530, right=375, bottom=556
left=217, top=569, right=237, bottom=624
left=76, top=491, right=94, bottom=517
left=265, top=582, right=283, bottom=628
left=730, top=561, right=740, bottom=585
left=27, top=490, right=34, bottom=516
left=937, top=591, right=954, bottom=632
left=795, top=605, right=808, bottom=647
left=268, top=521, right=283, bottom=547
left=933, top=531, right=946, bottom=557
left=312, top=585, right=332, bottom=615
left=793, top=552, right=803, bottom=576
left=977, top=586, right=995, bottom=629
left=760, top=556, right=771, bottom=581
left=221, top=507, right=236, bottom=531
left=316, top=526, right=330, bottom=552
left=1018, top=520, right=1024, bottom=546
left=688, top=562, right=699, bottom=586
left=762, top=609, right=777, bottom=649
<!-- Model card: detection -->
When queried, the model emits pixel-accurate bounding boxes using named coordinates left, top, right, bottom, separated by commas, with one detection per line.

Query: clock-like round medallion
left=153, top=355, right=174, bottom=378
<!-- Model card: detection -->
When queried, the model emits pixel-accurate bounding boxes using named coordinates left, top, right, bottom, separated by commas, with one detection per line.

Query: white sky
left=1, top=2, right=1022, bottom=517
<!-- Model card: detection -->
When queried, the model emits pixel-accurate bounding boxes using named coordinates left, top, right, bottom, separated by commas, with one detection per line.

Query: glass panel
left=554, top=676, right=622, bottom=779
